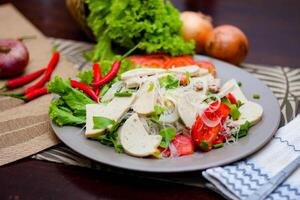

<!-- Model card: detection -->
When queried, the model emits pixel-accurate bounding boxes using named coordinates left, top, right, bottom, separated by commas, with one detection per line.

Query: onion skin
left=180, top=11, right=213, bottom=54
left=0, top=39, right=29, bottom=78
left=205, top=25, right=248, bottom=65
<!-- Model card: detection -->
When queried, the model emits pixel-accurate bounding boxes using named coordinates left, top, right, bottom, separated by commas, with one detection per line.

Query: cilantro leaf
left=93, top=116, right=116, bottom=130
left=159, top=127, right=176, bottom=148
left=159, top=75, right=179, bottom=89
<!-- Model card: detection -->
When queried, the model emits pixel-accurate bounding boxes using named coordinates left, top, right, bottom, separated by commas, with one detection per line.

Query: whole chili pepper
left=92, top=63, right=102, bottom=96
left=70, top=80, right=99, bottom=102
left=90, top=61, right=121, bottom=88
left=23, top=87, right=48, bottom=102
left=24, top=51, right=60, bottom=94
left=1, top=87, right=48, bottom=102
left=0, top=68, right=46, bottom=91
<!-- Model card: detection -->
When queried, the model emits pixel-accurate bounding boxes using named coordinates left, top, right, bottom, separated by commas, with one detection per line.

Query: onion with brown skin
left=180, top=11, right=213, bottom=54
left=205, top=25, right=249, bottom=65
left=0, top=39, right=29, bottom=78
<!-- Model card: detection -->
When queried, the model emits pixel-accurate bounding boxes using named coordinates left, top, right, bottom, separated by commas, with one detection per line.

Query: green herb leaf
left=237, top=81, right=242, bottom=87
left=154, top=104, right=165, bottom=115
left=93, top=116, right=116, bottom=130
left=235, top=121, right=251, bottom=139
left=222, top=98, right=241, bottom=120
left=159, top=127, right=176, bottom=148
left=159, top=75, right=179, bottom=89
left=97, top=130, right=123, bottom=153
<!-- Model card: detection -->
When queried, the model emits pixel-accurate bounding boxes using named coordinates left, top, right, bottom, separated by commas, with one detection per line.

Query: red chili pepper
left=0, top=68, right=46, bottom=91
left=70, top=80, right=99, bottom=102
left=226, top=92, right=237, bottom=105
left=24, top=51, right=60, bottom=94
left=92, top=63, right=102, bottom=96
left=90, top=61, right=121, bottom=87
left=0, top=87, right=48, bottom=102
left=23, top=87, right=48, bottom=102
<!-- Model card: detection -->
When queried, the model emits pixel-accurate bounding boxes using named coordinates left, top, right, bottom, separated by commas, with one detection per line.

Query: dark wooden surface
left=0, top=0, right=299, bottom=200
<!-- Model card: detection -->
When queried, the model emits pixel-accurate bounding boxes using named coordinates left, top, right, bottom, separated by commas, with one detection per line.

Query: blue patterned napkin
left=203, top=115, right=300, bottom=200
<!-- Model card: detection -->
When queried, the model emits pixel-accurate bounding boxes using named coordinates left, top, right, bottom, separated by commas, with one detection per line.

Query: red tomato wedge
left=171, top=135, right=195, bottom=156
left=192, top=115, right=221, bottom=151
left=164, top=56, right=196, bottom=69
left=226, top=92, right=237, bottom=105
left=191, top=101, right=230, bottom=151
left=128, top=55, right=216, bottom=76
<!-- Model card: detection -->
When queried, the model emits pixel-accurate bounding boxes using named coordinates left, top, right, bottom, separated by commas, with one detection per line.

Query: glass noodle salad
left=49, top=57, right=263, bottom=159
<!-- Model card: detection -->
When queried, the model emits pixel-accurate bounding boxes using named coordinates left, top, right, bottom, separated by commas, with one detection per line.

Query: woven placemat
left=32, top=38, right=300, bottom=191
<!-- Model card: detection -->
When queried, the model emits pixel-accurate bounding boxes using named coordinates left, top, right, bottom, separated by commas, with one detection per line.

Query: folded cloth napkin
left=203, top=115, right=300, bottom=200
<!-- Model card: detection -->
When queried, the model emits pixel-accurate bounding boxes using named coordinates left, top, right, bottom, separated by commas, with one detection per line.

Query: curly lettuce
left=85, top=0, right=195, bottom=62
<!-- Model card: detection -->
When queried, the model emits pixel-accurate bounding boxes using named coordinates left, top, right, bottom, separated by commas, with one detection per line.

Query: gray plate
left=51, top=55, right=281, bottom=173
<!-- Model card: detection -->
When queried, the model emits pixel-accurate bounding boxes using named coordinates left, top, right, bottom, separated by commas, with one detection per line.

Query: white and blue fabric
left=203, top=115, right=300, bottom=200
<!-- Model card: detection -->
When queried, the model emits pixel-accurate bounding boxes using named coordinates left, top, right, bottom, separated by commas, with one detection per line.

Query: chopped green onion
left=185, top=71, right=190, bottom=85
left=237, top=81, right=242, bottom=87
left=114, top=91, right=132, bottom=97
left=147, top=82, right=155, bottom=92
left=201, top=141, right=209, bottom=149
left=252, top=94, right=260, bottom=99
left=213, top=143, right=224, bottom=149
left=236, top=100, right=244, bottom=108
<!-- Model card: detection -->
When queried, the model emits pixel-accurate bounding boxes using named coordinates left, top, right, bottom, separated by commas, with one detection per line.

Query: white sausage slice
left=237, top=101, right=263, bottom=126
left=119, top=113, right=162, bottom=157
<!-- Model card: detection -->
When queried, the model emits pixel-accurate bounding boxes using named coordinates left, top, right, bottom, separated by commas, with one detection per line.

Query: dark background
left=0, top=0, right=300, bottom=200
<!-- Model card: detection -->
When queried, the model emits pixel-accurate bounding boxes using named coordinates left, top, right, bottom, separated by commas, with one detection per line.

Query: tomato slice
left=191, top=101, right=229, bottom=152
left=216, top=103, right=231, bottom=123
left=226, top=92, right=237, bottom=105
left=205, top=101, right=231, bottom=124
left=196, top=61, right=216, bottom=76
left=171, top=135, right=195, bottom=156
left=213, top=135, right=224, bottom=145
left=164, top=56, right=196, bottom=69
left=192, top=116, right=221, bottom=152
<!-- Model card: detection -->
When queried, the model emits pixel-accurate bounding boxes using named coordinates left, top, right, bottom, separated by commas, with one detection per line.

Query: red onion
left=0, top=39, right=29, bottom=78
left=200, top=112, right=221, bottom=127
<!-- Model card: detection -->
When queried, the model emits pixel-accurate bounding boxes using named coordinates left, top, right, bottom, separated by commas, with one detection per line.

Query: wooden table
left=0, top=0, right=299, bottom=200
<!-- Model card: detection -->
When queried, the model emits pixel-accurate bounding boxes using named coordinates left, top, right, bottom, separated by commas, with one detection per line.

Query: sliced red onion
left=168, top=143, right=179, bottom=158
left=200, top=112, right=221, bottom=127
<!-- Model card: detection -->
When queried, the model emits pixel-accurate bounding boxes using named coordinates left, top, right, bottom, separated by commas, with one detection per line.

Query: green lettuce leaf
left=49, top=99, right=85, bottom=126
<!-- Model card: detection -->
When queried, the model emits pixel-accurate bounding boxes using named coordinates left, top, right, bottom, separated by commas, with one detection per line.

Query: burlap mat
left=0, top=4, right=77, bottom=166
